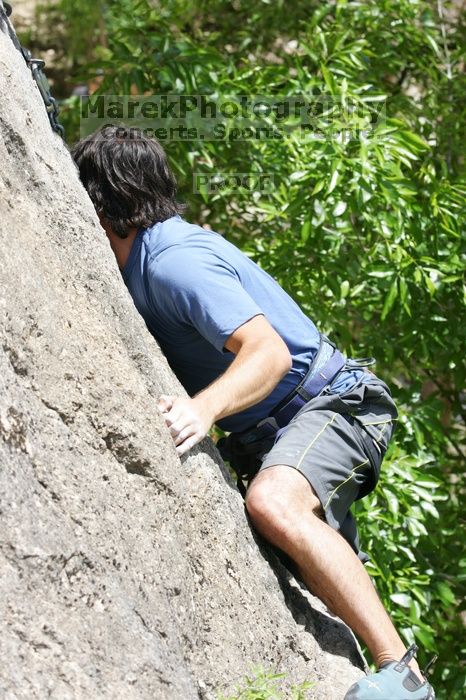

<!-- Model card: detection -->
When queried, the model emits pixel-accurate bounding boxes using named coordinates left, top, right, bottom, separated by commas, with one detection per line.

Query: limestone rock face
left=0, top=7, right=364, bottom=699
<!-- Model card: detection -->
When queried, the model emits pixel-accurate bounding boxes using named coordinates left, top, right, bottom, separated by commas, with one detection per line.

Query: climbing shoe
left=344, top=644, right=436, bottom=699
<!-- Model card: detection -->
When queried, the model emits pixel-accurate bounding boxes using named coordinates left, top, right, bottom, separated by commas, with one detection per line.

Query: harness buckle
left=253, top=415, right=279, bottom=439
left=344, top=357, right=376, bottom=369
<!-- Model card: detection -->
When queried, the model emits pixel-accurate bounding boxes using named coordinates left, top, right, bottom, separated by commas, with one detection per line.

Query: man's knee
left=245, top=476, right=286, bottom=535
left=245, top=465, right=322, bottom=543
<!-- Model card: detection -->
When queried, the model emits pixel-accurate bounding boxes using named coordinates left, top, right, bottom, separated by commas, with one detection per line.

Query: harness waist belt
left=271, top=337, right=345, bottom=429
left=243, top=336, right=346, bottom=442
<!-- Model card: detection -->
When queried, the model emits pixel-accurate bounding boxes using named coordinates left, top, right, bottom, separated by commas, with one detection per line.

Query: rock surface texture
left=0, top=7, right=365, bottom=699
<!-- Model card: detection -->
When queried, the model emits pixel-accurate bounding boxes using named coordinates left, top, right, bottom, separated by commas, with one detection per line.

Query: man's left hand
left=157, top=395, right=214, bottom=456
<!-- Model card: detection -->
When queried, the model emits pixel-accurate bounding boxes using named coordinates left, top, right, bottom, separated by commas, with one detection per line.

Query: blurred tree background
left=16, top=0, right=466, bottom=696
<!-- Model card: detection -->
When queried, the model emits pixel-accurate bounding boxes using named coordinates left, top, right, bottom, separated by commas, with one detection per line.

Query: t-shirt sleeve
left=150, top=250, right=264, bottom=352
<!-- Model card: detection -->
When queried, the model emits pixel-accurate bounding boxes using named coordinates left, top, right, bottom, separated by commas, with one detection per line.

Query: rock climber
left=72, top=125, right=435, bottom=700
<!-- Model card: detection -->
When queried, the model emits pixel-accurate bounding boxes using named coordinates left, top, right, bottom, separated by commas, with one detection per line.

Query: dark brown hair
left=72, top=125, right=184, bottom=238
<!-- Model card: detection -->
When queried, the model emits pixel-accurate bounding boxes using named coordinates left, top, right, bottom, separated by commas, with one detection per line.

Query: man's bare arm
left=157, top=315, right=292, bottom=455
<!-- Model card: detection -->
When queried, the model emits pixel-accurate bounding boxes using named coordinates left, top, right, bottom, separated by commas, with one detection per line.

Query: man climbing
left=72, top=125, right=435, bottom=700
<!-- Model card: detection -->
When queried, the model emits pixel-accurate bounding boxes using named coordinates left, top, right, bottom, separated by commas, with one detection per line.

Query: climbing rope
left=0, top=1, right=65, bottom=137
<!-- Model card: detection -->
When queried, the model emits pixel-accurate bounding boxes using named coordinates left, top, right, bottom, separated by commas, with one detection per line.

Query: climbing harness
left=218, top=334, right=375, bottom=496
left=0, top=2, right=64, bottom=137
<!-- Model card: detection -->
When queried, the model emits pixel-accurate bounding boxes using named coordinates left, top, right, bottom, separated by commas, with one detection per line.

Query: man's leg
left=245, top=464, right=423, bottom=679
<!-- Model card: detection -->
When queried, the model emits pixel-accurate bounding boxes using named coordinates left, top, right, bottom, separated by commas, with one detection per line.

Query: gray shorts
left=259, top=376, right=398, bottom=562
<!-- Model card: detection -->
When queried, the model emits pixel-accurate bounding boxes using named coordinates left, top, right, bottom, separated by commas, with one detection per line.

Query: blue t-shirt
left=122, top=216, right=366, bottom=432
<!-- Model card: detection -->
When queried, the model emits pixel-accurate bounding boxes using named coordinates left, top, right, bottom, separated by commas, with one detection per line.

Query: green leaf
left=381, top=278, right=398, bottom=320
left=289, top=170, right=309, bottom=182
left=312, top=180, right=325, bottom=195
left=413, top=626, right=435, bottom=650
left=340, top=280, right=350, bottom=298
left=332, top=201, right=347, bottom=217
left=301, top=220, right=312, bottom=243
left=320, top=63, right=337, bottom=96
left=436, top=582, right=456, bottom=606
left=425, top=33, right=442, bottom=58
left=327, top=163, right=341, bottom=194
left=390, top=593, right=412, bottom=608
left=398, top=277, right=411, bottom=315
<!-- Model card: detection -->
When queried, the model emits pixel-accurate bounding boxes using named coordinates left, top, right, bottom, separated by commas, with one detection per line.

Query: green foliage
left=25, top=1, right=466, bottom=697
left=354, top=438, right=464, bottom=694
left=217, top=667, right=314, bottom=700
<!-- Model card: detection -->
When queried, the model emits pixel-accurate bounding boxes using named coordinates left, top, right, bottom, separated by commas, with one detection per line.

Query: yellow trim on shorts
left=323, top=458, right=370, bottom=510
left=295, top=413, right=338, bottom=472
left=376, top=421, right=390, bottom=444
left=358, top=418, right=395, bottom=427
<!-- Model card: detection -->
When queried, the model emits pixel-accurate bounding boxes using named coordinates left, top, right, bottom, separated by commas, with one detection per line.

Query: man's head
left=72, top=125, right=183, bottom=238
